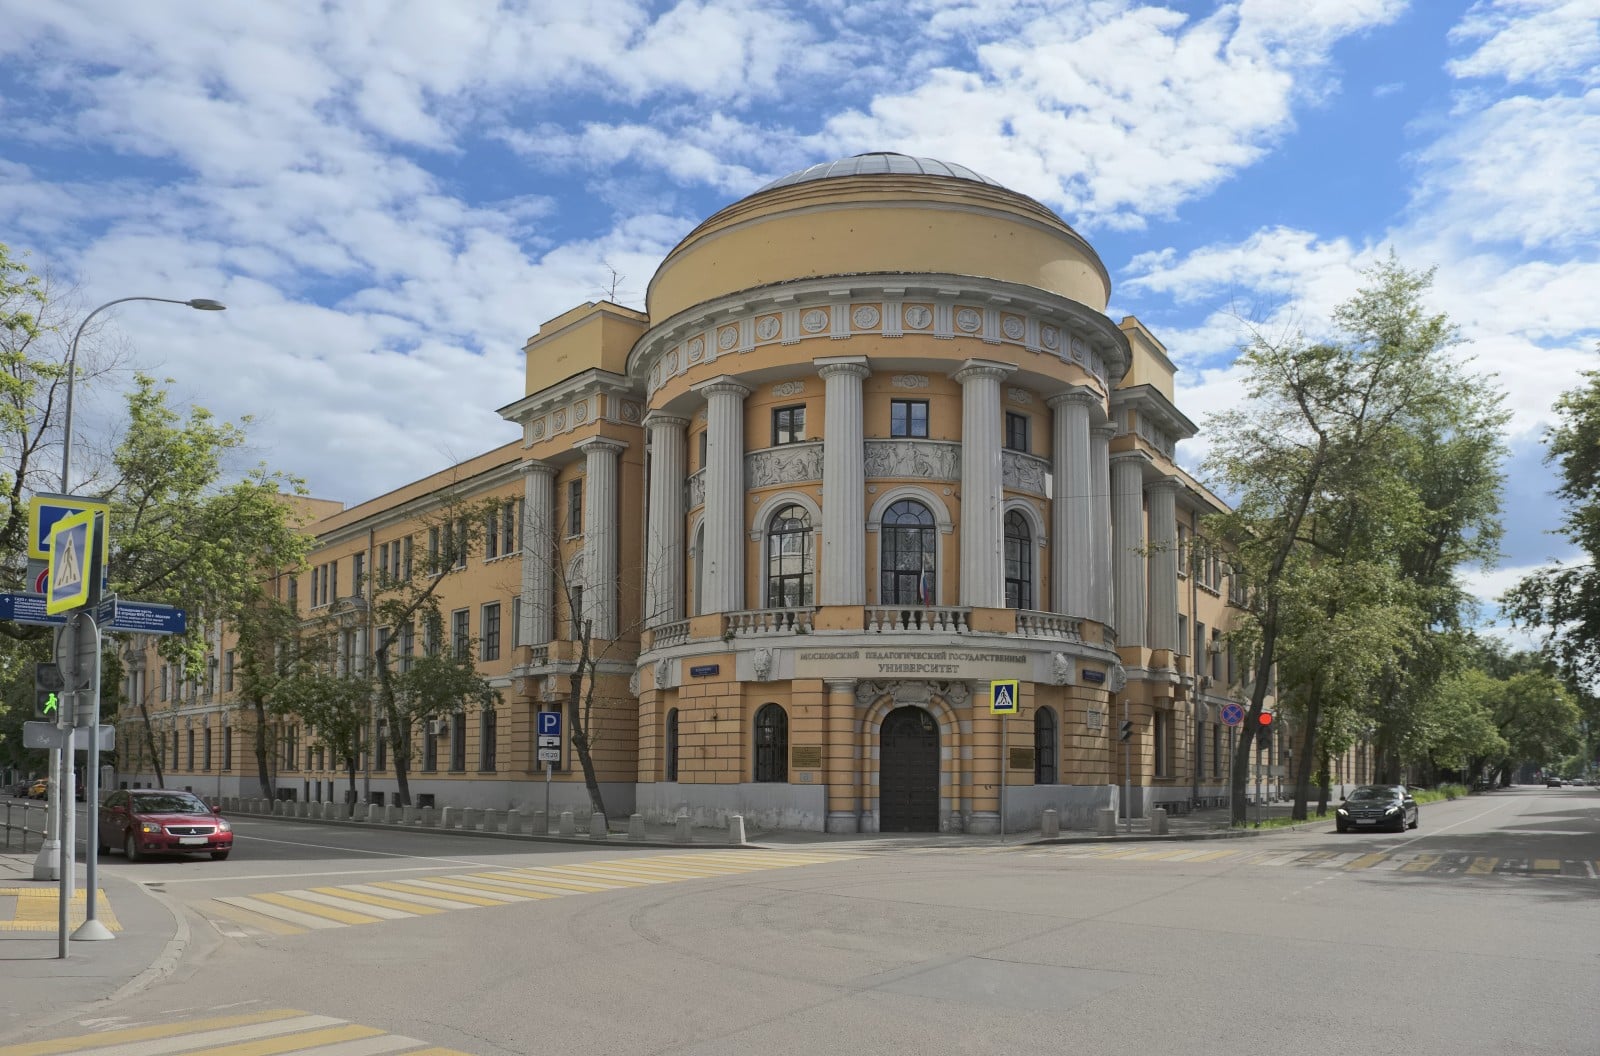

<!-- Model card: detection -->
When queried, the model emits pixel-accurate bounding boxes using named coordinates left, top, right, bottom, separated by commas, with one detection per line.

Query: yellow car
left=28, top=778, right=49, bottom=799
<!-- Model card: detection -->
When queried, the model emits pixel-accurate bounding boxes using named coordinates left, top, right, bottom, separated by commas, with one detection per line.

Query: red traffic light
left=1258, top=712, right=1274, bottom=726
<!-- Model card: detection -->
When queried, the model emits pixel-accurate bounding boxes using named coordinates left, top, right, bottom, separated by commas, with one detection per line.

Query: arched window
left=754, top=703, right=788, bottom=783
left=1004, top=510, right=1033, bottom=609
left=1034, top=707, right=1057, bottom=784
left=665, top=708, right=679, bottom=782
left=765, top=505, right=814, bottom=608
left=880, top=500, right=937, bottom=605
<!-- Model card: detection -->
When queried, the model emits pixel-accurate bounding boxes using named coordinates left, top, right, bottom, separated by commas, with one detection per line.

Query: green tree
left=1505, top=366, right=1600, bottom=684
left=1205, top=259, right=1503, bottom=823
left=272, top=664, right=372, bottom=815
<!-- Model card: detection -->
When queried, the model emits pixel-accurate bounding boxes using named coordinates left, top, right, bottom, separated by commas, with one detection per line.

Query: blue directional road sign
left=1221, top=702, right=1245, bottom=727
left=0, top=592, right=186, bottom=635
left=989, top=679, right=1019, bottom=715
left=538, top=711, right=562, bottom=738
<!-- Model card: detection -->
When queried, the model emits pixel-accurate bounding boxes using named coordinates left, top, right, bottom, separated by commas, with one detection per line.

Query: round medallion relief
left=955, top=308, right=982, bottom=333
left=852, top=305, right=880, bottom=329
left=574, top=401, right=588, bottom=424
left=530, top=420, right=546, bottom=440
left=1002, top=316, right=1024, bottom=340
left=717, top=326, right=738, bottom=350
left=903, top=305, right=932, bottom=330
left=801, top=308, right=829, bottom=333
left=755, top=316, right=780, bottom=340
left=1041, top=325, right=1060, bottom=350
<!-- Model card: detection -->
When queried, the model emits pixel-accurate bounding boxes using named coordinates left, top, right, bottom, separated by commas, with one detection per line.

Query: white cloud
left=1448, top=0, right=1600, bottom=87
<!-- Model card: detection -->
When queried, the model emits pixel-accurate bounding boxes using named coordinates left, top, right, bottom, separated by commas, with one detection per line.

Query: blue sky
left=1, top=0, right=1596, bottom=632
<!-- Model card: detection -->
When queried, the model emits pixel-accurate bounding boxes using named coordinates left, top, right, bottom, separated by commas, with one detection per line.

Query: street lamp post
left=34, top=295, right=225, bottom=947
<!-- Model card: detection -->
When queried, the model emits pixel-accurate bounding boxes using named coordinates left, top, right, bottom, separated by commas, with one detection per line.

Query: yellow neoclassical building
left=121, top=153, right=1295, bottom=831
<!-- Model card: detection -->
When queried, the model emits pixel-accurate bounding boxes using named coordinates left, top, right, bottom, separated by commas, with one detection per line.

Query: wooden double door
left=879, top=706, right=939, bottom=832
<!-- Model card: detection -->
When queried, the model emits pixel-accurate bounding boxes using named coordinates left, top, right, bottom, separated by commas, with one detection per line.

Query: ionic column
left=1091, top=423, right=1116, bottom=628
left=824, top=678, right=859, bottom=833
left=817, top=357, right=870, bottom=605
left=1111, top=450, right=1150, bottom=647
left=1146, top=478, right=1182, bottom=653
left=954, top=360, right=1016, bottom=608
left=576, top=436, right=626, bottom=641
left=1047, top=389, right=1097, bottom=617
left=520, top=460, right=556, bottom=646
left=693, top=377, right=750, bottom=613
left=644, top=413, right=689, bottom=625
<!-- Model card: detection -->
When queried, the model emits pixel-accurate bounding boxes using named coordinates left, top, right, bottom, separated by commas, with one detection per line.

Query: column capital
left=1110, top=448, right=1151, bottom=468
left=520, top=458, right=558, bottom=478
left=574, top=435, right=629, bottom=455
left=642, top=411, right=690, bottom=431
left=951, top=359, right=1018, bottom=385
left=1093, top=422, right=1119, bottom=441
left=823, top=678, right=858, bottom=693
left=692, top=375, right=752, bottom=400
left=815, top=355, right=871, bottom=380
left=1145, top=476, right=1186, bottom=495
left=1046, top=386, right=1103, bottom=411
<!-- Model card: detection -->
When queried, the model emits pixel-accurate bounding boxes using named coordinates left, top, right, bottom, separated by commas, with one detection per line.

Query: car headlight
left=216, top=819, right=232, bottom=832
left=138, top=821, right=164, bottom=834
left=1336, top=808, right=1348, bottom=816
left=1384, top=805, right=1400, bottom=814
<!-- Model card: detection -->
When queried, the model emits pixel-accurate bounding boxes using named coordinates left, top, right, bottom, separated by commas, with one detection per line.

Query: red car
left=99, top=789, right=233, bottom=861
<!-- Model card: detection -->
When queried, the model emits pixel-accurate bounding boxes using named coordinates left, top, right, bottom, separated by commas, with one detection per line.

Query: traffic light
left=1256, top=711, right=1274, bottom=751
left=1118, top=719, right=1133, bottom=742
left=34, top=662, right=63, bottom=719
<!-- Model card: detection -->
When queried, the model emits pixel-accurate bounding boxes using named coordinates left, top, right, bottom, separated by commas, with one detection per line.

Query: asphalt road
left=6, top=785, right=1598, bottom=1056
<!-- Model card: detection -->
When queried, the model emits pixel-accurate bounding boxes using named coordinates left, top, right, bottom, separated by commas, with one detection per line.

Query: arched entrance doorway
left=880, top=706, right=940, bottom=832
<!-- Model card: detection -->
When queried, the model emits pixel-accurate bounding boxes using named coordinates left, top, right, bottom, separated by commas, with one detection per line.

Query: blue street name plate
left=0, top=592, right=186, bottom=635
left=1081, top=669, right=1106, bottom=684
left=689, top=664, right=720, bottom=677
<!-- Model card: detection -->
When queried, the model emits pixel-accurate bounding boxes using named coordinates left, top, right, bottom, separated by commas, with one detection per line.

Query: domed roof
left=755, top=152, right=1002, bottom=193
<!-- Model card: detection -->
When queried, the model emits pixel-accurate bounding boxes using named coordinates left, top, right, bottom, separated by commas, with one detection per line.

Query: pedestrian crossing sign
left=989, top=679, right=1019, bottom=715
left=46, top=509, right=97, bottom=615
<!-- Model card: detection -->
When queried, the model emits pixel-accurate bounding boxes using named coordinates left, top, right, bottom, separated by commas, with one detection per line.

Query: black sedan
left=1336, top=785, right=1418, bottom=833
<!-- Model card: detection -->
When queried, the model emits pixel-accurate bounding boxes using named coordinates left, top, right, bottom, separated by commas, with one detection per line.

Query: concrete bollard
left=628, top=813, right=645, bottom=840
left=463, top=808, right=484, bottom=831
left=674, top=814, right=693, bottom=843
left=482, top=809, right=503, bottom=833
left=589, top=812, right=608, bottom=839
left=298, top=801, right=311, bottom=819
left=1041, top=808, right=1060, bottom=839
left=531, top=810, right=548, bottom=836
left=420, top=806, right=437, bottom=827
left=384, top=804, right=400, bottom=824
left=728, top=814, right=746, bottom=845
left=402, top=805, right=419, bottom=825
left=441, top=806, right=461, bottom=829
left=558, top=810, right=576, bottom=836
left=1096, top=807, right=1117, bottom=836
left=504, top=809, right=523, bottom=835
left=324, top=802, right=339, bottom=820
left=1151, top=807, right=1169, bottom=836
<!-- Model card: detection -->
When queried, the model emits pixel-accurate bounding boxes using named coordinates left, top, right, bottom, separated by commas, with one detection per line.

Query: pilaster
left=1047, top=389, right=1097, bottom=618
left=953, top=360, right=1016, bottom=607
left=520, top=459, right=557, bottom=647
left=576, top=436, right=626, bottom=641
left=693, top=377, right=751, bottom=613
left=1146, top=477, right=1182, bottom=653
left=1111, top=449, right=1151, bottom=648
left=644, top=413, right=689, bottom=626
left=817, top=358, right=870, bottom=606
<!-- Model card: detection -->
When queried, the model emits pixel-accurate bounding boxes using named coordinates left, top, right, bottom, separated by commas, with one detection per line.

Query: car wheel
left=123, top=833, right=141, bottom=862
left=210, top=851, right=230, bottom=861
left=1336, top=822, right=1348, bottom=833
left=1408, top=810, right=1419, bottom=830
left=1393, top=815, right=1408, bottom=833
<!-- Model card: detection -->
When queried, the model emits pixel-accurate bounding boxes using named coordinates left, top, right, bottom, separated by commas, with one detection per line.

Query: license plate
left=1356, top=819, right=1376, bottom=825
left=178, top=836, right=208, bottom=845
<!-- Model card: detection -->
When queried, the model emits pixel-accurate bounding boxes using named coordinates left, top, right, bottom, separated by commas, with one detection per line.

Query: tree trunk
left=1292, top=684, right=1324, bottom=821
left=252, top=698, right=274, bottom=798
left=567, top=620, right=608, bottom=821
left=1230, top=616, right=1280, bottom=825
left=389, top=714, right=413, bottom=807
left=137, top=693, right=165, bottom=788
left=1316, top=750, right=1331, bottom=815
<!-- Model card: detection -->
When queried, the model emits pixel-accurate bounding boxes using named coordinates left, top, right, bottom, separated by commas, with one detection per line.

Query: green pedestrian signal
left=34, top=662, right=64, bottom=719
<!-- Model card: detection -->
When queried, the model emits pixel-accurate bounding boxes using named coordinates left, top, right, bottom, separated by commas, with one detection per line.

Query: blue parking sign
left=538, top=711, right=562, bottom=738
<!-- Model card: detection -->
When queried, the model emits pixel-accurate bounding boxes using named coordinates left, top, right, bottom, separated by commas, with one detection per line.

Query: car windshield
left=1347, top=786, right=1400, bottom=802
left=131, top=793, right=210, bottom=814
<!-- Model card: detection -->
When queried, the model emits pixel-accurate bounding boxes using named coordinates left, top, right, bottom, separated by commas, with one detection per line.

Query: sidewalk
left=0, top=849, right=185, bottom=1038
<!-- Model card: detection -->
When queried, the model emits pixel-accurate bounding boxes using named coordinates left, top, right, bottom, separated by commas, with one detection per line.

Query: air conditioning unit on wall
left=429, top=719, right=449, bottom=737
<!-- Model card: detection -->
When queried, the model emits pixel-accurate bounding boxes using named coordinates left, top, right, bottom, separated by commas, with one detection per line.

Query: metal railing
left=866, top=606, right=972, bottom=634
left=2, top=798, right=49, bottom=853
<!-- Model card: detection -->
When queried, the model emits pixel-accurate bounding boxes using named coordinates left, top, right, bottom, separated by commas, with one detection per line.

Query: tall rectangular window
left=567, top=479, right=583, bottom=537
left=402, top=621, right=417, bottom=670
left=480, top=602, right=501, bottom=661
left=570, top=585, right=584, bottom=639
left=890, top=399, right=929, bottom=438
left=1177, top=614, right=1189, bottom=658
left=186, top=729, right=195, bottom=771
left=375, top=720, right=387, bottom=771
left=329, top=560, right=338, bottom=604
left=352, top=552, right=365, bottom=594
left=377, top=542, right=389, bottom=582
left=697, top=430, right=708, bottom=470
left=1211, top=629, right=1222, bottom=681
left=454, top=518, right=468, bottom=569
left=450, top=711, right=466, bottom=771
left=402, top=536, right=413, bottom=580
left=203, top=727, right=213, bottom=770
left=484, top=508, right=500, bottom=560
left=771, top=405, right=806, bottom=445
left=286, top=575, right=298, bottom=610
left=452, top=609, right=470, bottom=660
left=223, top=726, right=232, bottom=771
left=428, top=526, right=441, bottom=571
left=422, top=721, right=438, bottom=771
left=1004, top=411, right=1030, bottom=453
left=424, top=613, right=440, bottom=657
left=160, top=666, right=169, bottom=701
left=479, top=708, right=497, bottom=772
left=502, top=503, right=517, bottom=557
left=1211, top=723, right=1222, bottom=778
left=511, top=597, right=523, bottom=648
left=1154, top=711, right=1172, bottom=778
left=310, top=566, right=320, bottom=607
left=224, top=650, right=236, bottom=691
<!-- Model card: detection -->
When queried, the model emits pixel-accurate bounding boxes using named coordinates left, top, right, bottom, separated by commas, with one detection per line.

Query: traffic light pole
left=32, top=634, right=64, bottom=883
left=73, top=612, right=111, bottom=941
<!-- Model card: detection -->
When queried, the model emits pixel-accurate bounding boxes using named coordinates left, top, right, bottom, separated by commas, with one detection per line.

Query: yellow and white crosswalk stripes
left=202, top=850, right=856, bottom=937
left=0, top=1008, right=472, bottom=1056
left=1033, top=845, right=1600, bottom=879
left=0, top=887, right=121, bottom=932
